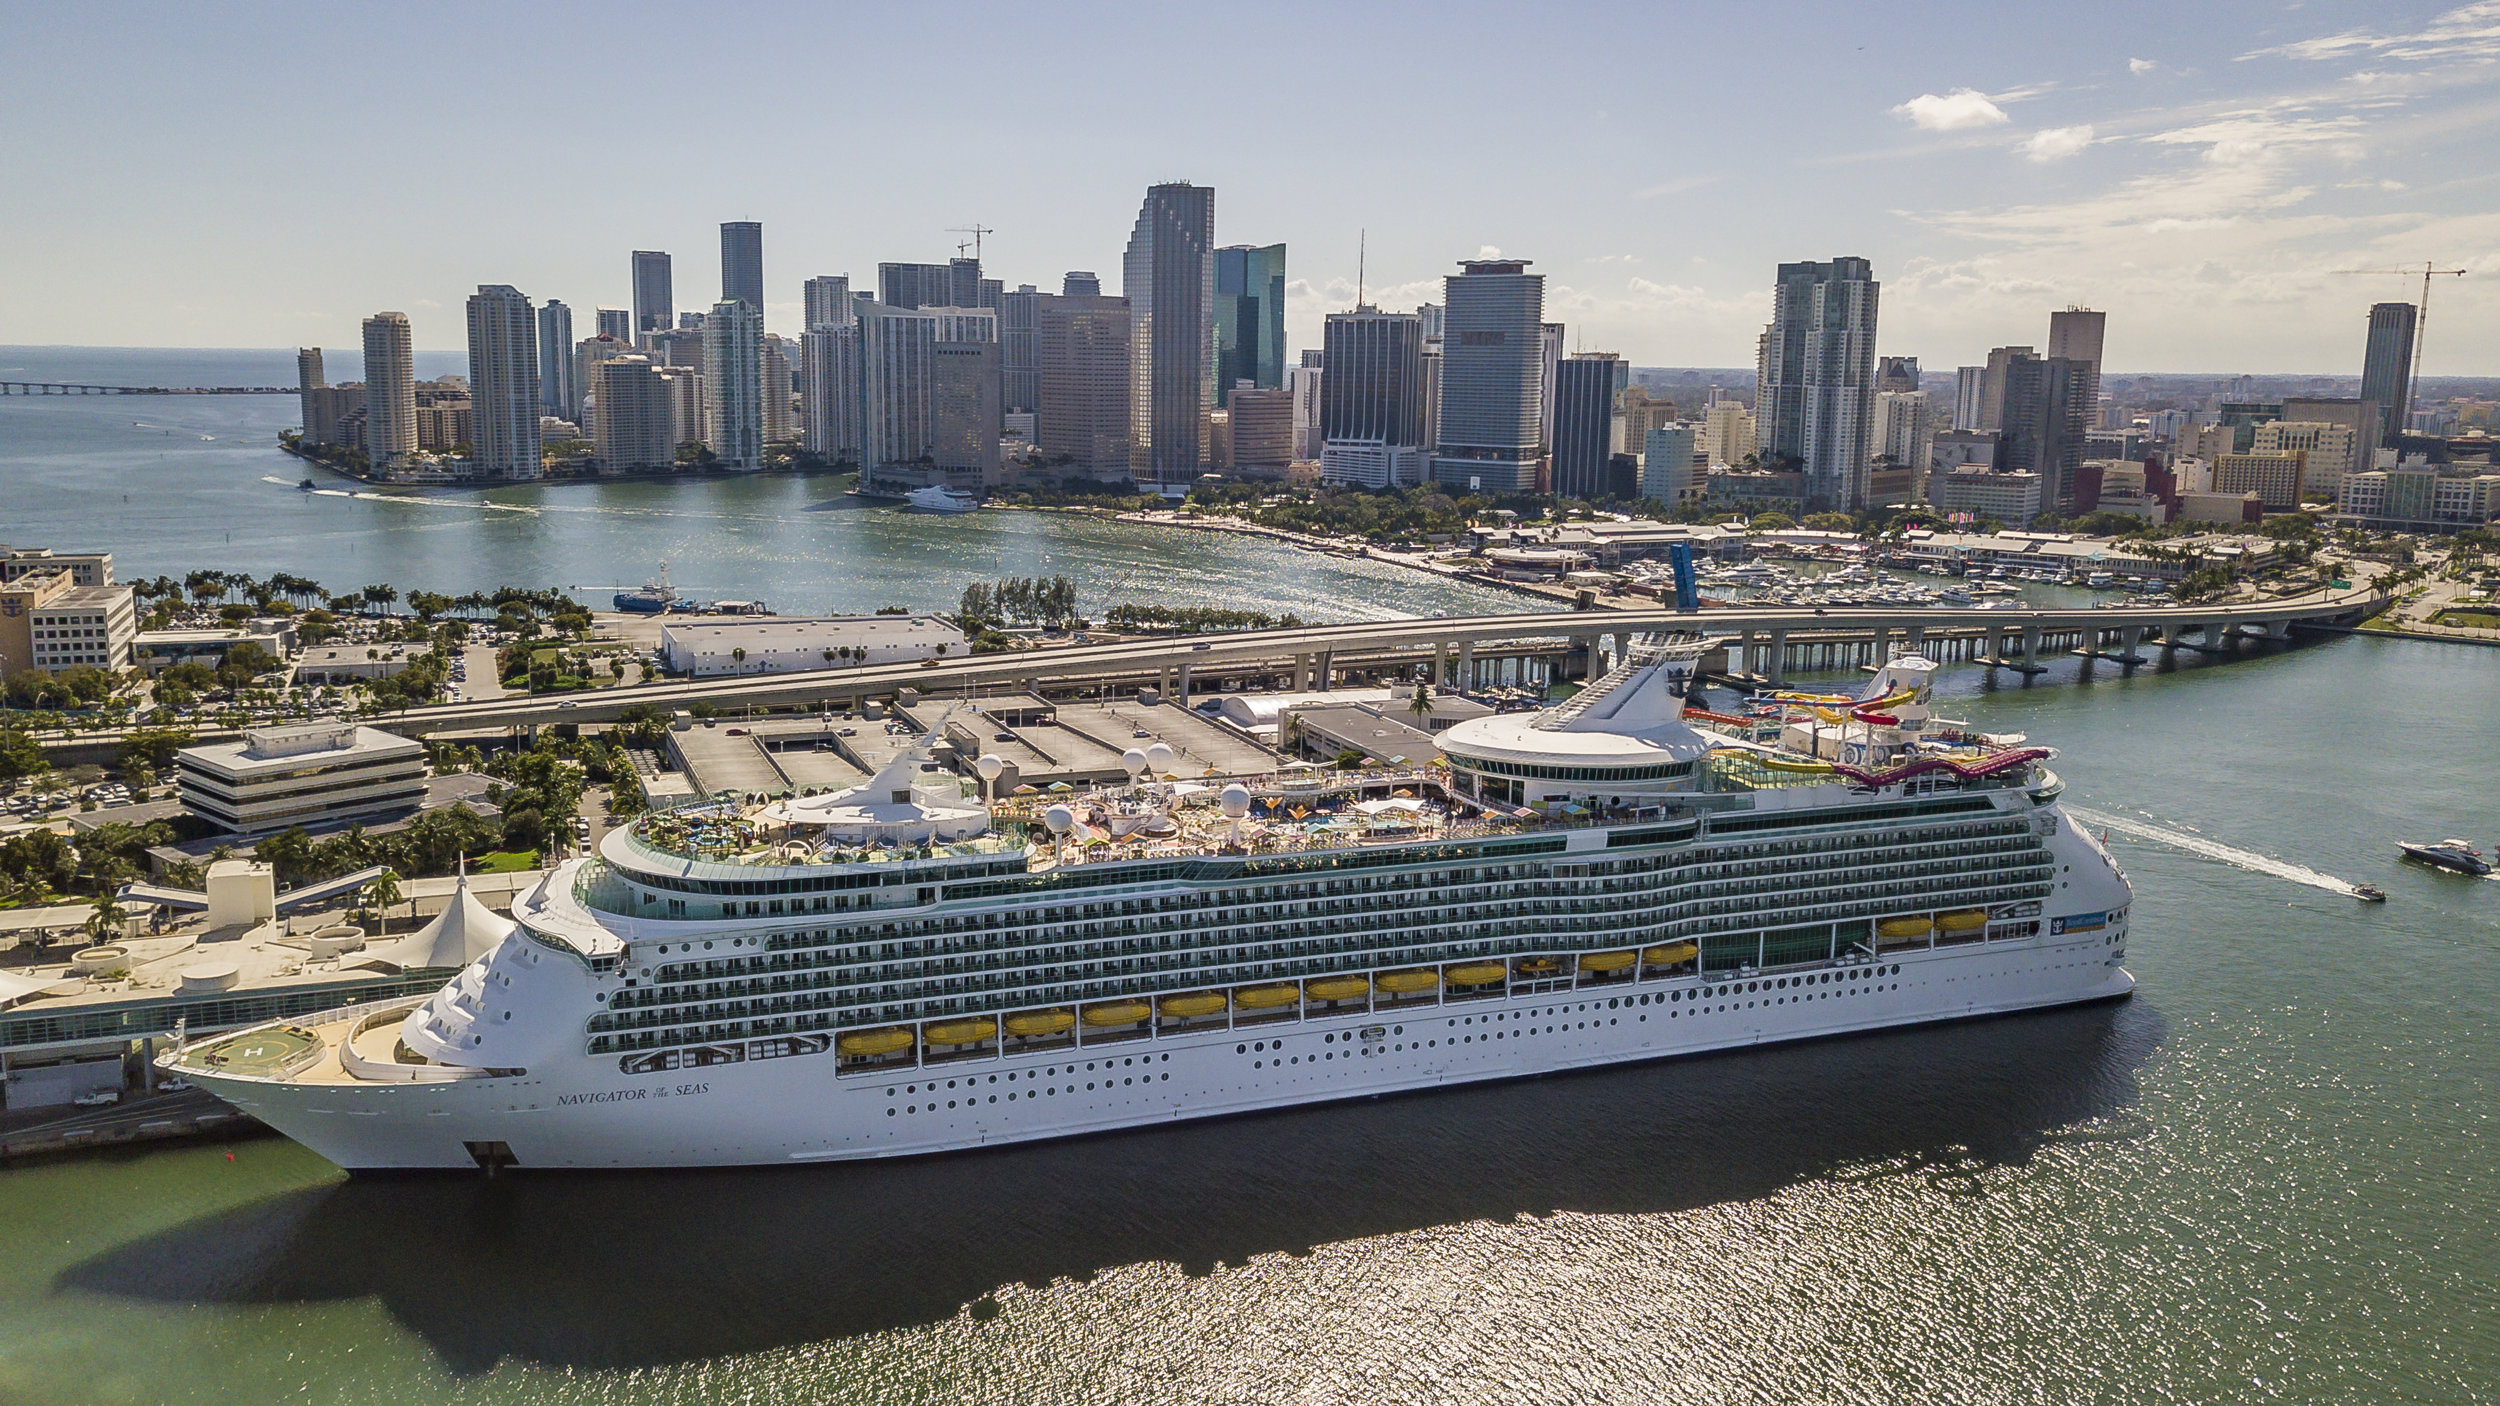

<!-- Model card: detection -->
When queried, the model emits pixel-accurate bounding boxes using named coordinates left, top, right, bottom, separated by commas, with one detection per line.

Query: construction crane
left=2334, top=261, right=2467, bottom=420
left=947, top=224, right=995, bottom=263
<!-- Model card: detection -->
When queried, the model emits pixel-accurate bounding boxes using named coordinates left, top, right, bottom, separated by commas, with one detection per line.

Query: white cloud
left=2020, top=125, right=2097, bottom=162
left=2129, top=58, right=2159, bottom=76
left=2245, top=1, right=2500, bottom=63
left=1891, top=89, right=2010, bottom=131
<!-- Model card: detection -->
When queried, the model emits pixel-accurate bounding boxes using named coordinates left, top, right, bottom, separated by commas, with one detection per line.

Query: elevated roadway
left=367, top=583, right=2391, bottom=737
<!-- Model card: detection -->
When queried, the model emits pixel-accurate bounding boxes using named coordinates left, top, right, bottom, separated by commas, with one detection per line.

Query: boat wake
left=2067, top=806, right=2366, bottom=898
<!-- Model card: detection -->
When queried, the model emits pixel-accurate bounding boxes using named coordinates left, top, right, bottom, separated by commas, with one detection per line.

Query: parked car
left=157, top=1078, right=191, bottom=1093
left=71, top=1089, right=121, bottom=1108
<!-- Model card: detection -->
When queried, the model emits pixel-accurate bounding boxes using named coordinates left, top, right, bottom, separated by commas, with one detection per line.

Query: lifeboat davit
left=1375, top=969, right=1439, bottom=994
left=1004, top=1009, right=1075, bottom=1037
left=1642, top=942, right=1700, bottom=966
left=923, top=1018, right=997, bottom=1045
left=1082, top=1001, right=1151, bottom=1027
left=1232, top=985, right=1301, bottom=1009
left=1936, top=909, right=1989, bottom=933
left=1445, top=963, right=1508, bottom=986
left=1306, top=975, right=1371, bottom=1002
left=1577, top=950, right=1637, bottom=973
left=1158, top=992, right=1227, bottom=1019
left=837, top=1028, right=914, bottom=1057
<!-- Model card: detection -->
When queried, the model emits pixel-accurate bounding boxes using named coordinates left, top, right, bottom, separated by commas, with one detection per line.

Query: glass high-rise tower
left=1757, top=256, right=1879, bottom=513
left=1430, top=260, right=1545, bottom=495
left=1123, top=182, right=1216, bottom=485
left=2361, top=302, right=2417, bottom=439
left=1213, top=243, right=1285, bottom=406
left=632, top=251, right=673, bottom=334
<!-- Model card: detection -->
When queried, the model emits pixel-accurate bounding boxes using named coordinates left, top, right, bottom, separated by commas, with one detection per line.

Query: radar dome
left=1043, top=804, right=1076, bottom=834
left=974, top=753, right=1006, bottom=781
left=1121, top=747, right=1149, bottom=775
left=1144, top=742, right=1177, bottom=775
left=1219, top=783, right=1252, bottom=818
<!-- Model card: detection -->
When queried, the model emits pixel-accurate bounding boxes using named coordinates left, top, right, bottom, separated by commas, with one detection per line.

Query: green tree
left=363, top=869, right=405, bottom=927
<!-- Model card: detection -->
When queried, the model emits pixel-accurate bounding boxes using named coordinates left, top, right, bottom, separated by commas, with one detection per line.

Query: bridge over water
left=367, top=583, right=2392, bottom=738
left=0, top=381, right=293, bottom=396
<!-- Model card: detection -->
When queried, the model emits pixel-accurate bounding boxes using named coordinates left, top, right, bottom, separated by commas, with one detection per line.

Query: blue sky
left=5, top=1, right=2495, bottom=373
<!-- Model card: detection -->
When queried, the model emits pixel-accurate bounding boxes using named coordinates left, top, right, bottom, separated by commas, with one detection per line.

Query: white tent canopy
left=350, top=872, right=514, bottom=972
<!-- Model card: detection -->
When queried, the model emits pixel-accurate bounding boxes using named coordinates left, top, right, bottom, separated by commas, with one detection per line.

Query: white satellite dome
left=1219, top=783, right=1252, bottom=818
left=974, top=753, right=1006, bottom=781
left=1121, top=747, right=1149, bottom=775
left=1144, top=742, right=1177, bottom=775
left=1043, top=804, right=1076, bottom=834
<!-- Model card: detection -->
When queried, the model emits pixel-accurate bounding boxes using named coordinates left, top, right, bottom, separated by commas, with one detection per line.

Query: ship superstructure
left=170, top=639, right=2134, bottom=1171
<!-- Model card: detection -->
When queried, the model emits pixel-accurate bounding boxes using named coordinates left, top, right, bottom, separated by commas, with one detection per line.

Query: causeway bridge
left=371, top=583, right=2391, bottom=737
left=0, top=381, right=294, bottom=396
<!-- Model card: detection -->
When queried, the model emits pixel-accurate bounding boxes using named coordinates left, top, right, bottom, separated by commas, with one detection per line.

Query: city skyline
left=5, top=3, right=2496, bottom=373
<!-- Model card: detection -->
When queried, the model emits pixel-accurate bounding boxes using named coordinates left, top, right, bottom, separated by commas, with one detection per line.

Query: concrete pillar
left=2021, top=625, right=2042, bottom=669
left=2119, top=625, right=2144, bottom=661
left=1871, top=625, right=1891, bottom=666
left=1176, top=664, right=1191, bottom=707
left=1904, top=625, right=1926, bottom=658
left=1767, top=629, right=1789, bottom=686
left=1317, top=648, right=1334, bottom=690
left=2265, top=618, right=2291, bottom=640
left=2205, top=620, right=2231, bottom=651
left=1293, top=653, right=1311, bottom=691
left=1737, top=629, right=1757, bottom=678
left=1458, top=639, right=1476, bottom=693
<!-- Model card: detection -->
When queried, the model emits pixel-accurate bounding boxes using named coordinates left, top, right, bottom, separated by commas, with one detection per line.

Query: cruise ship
left=167, top=639, right=2134, bottom=1171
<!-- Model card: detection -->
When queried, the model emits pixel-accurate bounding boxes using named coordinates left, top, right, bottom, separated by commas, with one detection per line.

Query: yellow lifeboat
left=1513, top=957, right=1561, bottom=977
left=1936, top=909, right=1989, bottom=933
left=1081, top=1001, right=1151, bottom=1027
left=1004, top=1009, right=1075, bottom=1038
left=836, top=1027, right=914, bottom=1057
left=1306, top=975, right=1371, bottom=1002
left=1756, top=754, right=1836, bottom=774
left=1642, top=942, right=1700, bottom=966
left=1232, top=984, right=1301, bottom=1009
left=1375, top=969, right=1439, bottom=994
left=923, top=1018, right=997, bottom=1045
left=1445, top=963, right=1509, bottom=986
left=1578, top=950, right=1637, bottom=973
left=1877, top=916, right=1933, bottom=940
left=1158, top=992, right=1228, bottom=1019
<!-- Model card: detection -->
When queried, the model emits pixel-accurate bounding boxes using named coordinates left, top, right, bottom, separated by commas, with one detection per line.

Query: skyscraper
left=1431, top=260, right=1545, bottom=494
left=1952, top=366, right=1986, bottom=432
left=999, top=284, right=1042, bottom=414
left=721, top=222, right=764, bottom=315
left=1213, top=243, right=1287, bottom=406
left=1757, top=256, right=1880, bottom=512
left=759, top=334, right=795, bottom=444
left=879, top=262, right=952, bottom=310
left=592, top=356, right=678, bottom=472
left=537, top=300, right=576, bottom=418
left=1034, top=293, right=1134, bottom=479
left=361, top=312, right=417, bottom=472
left=856, top=301, right=935, bottom=479
left=1063, top=271, right=1101, bottom=297
left=701, top=299, right=763, bottom=470
left=1551, top=353, right=1629, bottom=499
left=466, top=286, right=542, bottom=481
left=948, top=257, right=984, bottom=311
left=1876, top=355, right=1920, bottom=394
left=1538, top=323, right=1565, bottom=449
left=1318, top=308, right=1428, bottom=489
left=929, top=338, right=1002, bottom=488
left=2044, top=308, right=2106, bottom=508
left=804, top=275, right=852, bottom=332
left=2361, top=302, right=2418, bottom=439
left=800, top=323, right=861, bottom=466
left=596, top=307, right=633, bottom=342
left=296, top=347, right=325, bottom=438
left=1123, top=181, right=1216, bottom=484
left=632, top=251, right=673, bottom=334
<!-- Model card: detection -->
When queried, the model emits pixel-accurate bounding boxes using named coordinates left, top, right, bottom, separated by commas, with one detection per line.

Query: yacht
left=2398, top=840, right=2492, bottom=876
left=905, top=485, right=981, bottom=514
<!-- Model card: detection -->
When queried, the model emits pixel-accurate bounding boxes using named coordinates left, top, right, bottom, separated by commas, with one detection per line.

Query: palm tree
left=1281, top=711, right=1307, bottom=759
left=1407, top=681, right=1435, bottom=728
left=84, top=891, right=127, bottom=946
left=363, top=869, right=404, bottom=930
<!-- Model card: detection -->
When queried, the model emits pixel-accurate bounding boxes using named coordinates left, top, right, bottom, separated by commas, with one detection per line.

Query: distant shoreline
left=281, top=440, right=859, bottom=492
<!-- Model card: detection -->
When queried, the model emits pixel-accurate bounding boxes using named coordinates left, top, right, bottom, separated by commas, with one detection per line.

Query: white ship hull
left=193, top=923, right=2130, bottom=1172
